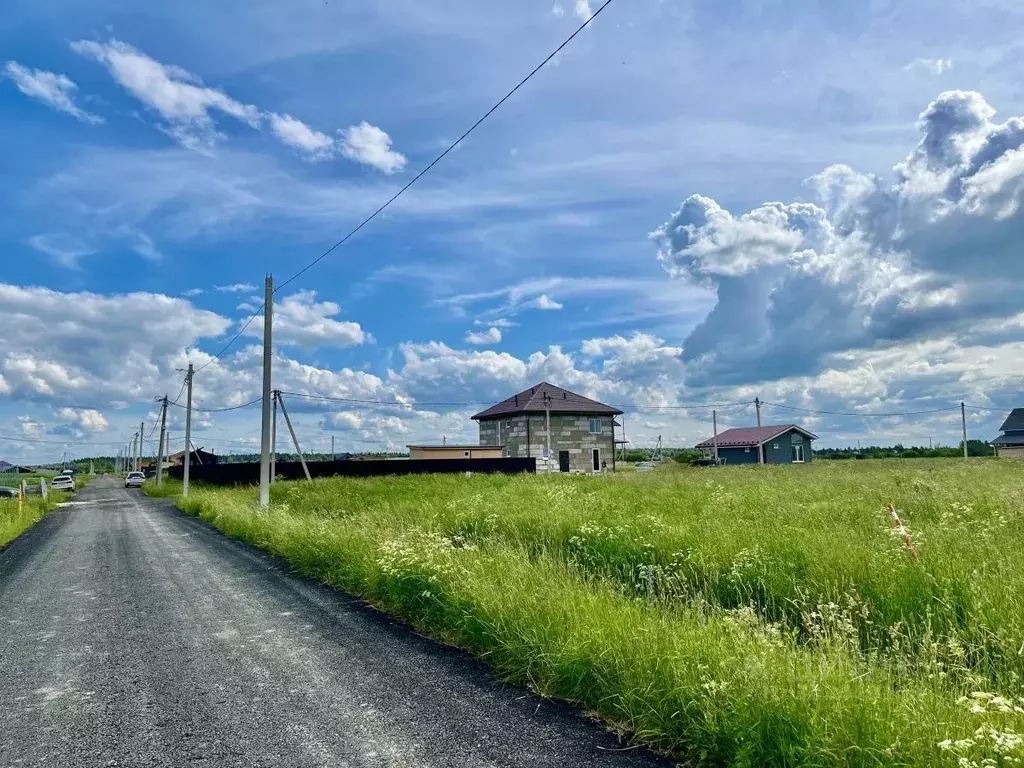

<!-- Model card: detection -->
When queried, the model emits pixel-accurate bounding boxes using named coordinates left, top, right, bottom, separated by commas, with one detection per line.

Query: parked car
left=50, top=474, right=76, bottom=491
left=125, top=472, right=145, bottom=488
left=0, top=486, right=19, bottom=499
left=635, top=461, right=656, bottom=472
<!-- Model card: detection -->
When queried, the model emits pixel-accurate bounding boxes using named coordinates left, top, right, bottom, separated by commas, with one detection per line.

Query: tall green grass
left=164, top=460, right=1024, bottom=766
left=0, top=483, right=81, bottom=548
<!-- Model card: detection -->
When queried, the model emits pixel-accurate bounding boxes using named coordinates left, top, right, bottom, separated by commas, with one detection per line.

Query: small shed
left=168, top=448, right=220, bottom=467
left=695, top=424, right=817, bottom=464
left=407, top=445, right=505, bottom=460
left=992, top=409, right=1024, bottom=458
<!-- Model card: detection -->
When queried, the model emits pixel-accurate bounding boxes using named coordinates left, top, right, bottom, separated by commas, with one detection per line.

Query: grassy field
left=0, top=474, right=89, bottom=548
left=151, top=460, right=1024, bottom=766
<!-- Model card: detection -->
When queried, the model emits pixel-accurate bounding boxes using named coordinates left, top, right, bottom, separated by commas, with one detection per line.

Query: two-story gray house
left=992, top=409, right=1024, bottom=457
left=472, top=382, right=622, bottom=473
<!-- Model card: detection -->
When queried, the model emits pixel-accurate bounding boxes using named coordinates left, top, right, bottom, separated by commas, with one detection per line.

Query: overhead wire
left=189, top=0, right=618, bottom=370
left=760, top=400, right=964, bottom=418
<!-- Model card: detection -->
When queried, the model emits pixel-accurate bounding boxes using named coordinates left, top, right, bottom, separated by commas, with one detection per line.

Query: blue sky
left=2, top=0, right=1023, bottom=462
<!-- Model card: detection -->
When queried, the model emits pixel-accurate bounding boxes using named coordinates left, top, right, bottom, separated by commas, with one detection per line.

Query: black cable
left=167, top=397, right=263, bottom=413
left=761, top=400, right=962, bottom=418
left=277, top=390, right=753, bottom=411
left=274, top=0, right=617, bottom=293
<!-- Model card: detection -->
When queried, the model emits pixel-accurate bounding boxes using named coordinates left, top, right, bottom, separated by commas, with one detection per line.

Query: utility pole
left=259, top=274, right=274, bottom=508
left=755, top=397, right=764, bottom=464
left=132, top=431, right=139, bottom=473
left=331, top=435, right=335, bottom=462
left=277, top=392, right=311, bottom=482
left=156, top=395, right=168, bottom=487
left=270, top=391, right=277, bottom=485
left=183, top=363, right=194, bottom=497
left=138, top=421, right=145, bottom=472
left=712, top=410, right=719, bottom=463
left=544, top=393, right=552, bottom=472
left=961, top=402, right=968, bottom=459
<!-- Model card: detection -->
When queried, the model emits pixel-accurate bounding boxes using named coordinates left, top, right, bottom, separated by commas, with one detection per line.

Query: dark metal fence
left=167, top=457, right=536, bottom=485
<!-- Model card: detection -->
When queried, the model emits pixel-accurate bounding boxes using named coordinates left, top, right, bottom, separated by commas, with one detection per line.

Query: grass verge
left=155, top=461, right=1024, bottom=766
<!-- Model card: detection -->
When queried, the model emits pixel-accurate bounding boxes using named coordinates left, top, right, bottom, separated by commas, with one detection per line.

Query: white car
left=635, top=461, right=656, bottom=472
left=50, top=474, right=76, bottom=492
left=125, top=472, right=145, bottom=488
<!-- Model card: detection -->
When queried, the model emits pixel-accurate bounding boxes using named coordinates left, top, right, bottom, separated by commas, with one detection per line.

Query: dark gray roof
left=999, top=408, right=1024, bottom=432
left=695, top=424, right=818, bottom=449
left=992, top=434, right=1024, bottom=446
left=472, top=382, right=622, bottom=420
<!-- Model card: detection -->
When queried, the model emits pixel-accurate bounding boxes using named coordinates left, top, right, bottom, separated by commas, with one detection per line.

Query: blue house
left=992, top=409, right=1024, bottom=458
left=695, top=424, right=818, bottom=465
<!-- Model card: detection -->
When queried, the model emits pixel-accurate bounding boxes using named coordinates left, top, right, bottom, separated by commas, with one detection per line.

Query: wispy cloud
left=71, top=38, right=405, bottom=171
left=27, top=234, right=96, bottom=268
left=215, top=283, right=257, bottom=293
left=904, top=57, right=953, bottom=75
left=3, top=62, right=103, bottom=124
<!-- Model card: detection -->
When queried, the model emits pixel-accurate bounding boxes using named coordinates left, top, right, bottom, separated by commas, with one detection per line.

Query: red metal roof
left=695, top=424, right=818, bottom=449
left=472, top=382, right=622, bottom=420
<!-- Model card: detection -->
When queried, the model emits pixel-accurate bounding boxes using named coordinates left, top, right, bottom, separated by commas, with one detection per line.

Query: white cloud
left=57, top=407, right=109, bottom=432
left=27, top=234, right=96, bottom=269
left=183, top=288, right=203, bottom=297
left=905, top=57, right=953, bottom=75
left=573, top=0, right=593, bottom=21
left=475, top=317, right=517, bottom=329
left=0, top=282, right=229, bottom=405
left=340, top=122, right=407, bottom=174
left=244, top=290, right=370, bottom=349
left=651, top=90, right=1024, bottom=387
left=71, top=39, right=260, bottom=150
left=268, top=113, right=336, bottom=160
left=551, top=2, right=565, bottom=17
left=464, top=327, right=502, bottom=345
left=215, top=283, right=257, bottom=293
left=3, top=61, right=103, bottom=124
left=534, top=294, right=563, bottom=310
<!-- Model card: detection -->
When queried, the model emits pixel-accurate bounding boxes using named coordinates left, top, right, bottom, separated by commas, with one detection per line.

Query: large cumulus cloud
left=652, top=90, right=1024, bottom=387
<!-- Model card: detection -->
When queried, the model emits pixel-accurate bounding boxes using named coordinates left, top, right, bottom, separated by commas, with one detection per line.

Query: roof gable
left=695, top=424, right=818, bottom=449
left=472, top=382, right=622, bottom=420
left=999, top=408, right=1024, bottom=432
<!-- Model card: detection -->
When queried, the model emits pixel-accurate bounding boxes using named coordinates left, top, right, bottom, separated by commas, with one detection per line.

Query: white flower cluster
left=958, top=692, right=1024, bottom=715
left=377, top=532, right=463, bottom=585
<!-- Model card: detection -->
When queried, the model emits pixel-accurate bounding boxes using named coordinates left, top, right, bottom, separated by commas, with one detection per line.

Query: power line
left=167, top=397, right=262, bottom=413
left=187, top=1, right=617, bottom=370
left=761, top=401, right=964, bottom=418
left=274, top=0, right=616, bottom=294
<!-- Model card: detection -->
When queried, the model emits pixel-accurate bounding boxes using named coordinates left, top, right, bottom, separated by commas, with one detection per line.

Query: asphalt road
left=0, top=476, right=669, bottom=767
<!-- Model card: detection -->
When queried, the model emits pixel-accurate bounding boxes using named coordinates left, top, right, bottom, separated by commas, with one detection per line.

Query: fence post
left=40, top=478, right=47, bottom=501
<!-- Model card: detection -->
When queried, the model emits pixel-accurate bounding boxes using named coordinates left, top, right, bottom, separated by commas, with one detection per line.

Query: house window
left=744, top=447, right=750, bottom=453
left=505, top=419, right=512, bottom=429
left=589, top=418, right=602, bottom=434
left=773, top=443, right=779, bottom=449
left=464, top=451, right=470, bottom=457
left=792, top=445, right=805, bottom=463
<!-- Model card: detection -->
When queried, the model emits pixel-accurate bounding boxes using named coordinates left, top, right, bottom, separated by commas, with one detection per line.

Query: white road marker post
left=258, top=275, right=274, bottom=509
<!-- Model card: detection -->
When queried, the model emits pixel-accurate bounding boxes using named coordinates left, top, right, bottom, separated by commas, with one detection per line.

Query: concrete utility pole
left=712, top=410, right=719, bottom=463
left=259, top=274, right=274, bottom=509
left=132, top=432, right=139, bottom=473
left=138, top=421, right=145, bottom=472
left=277, top=392, right=311, bottom=482
left=156, top=395, right=168, bottom=487
left=961, top=402, right=968, bottom=459
left=183, top=363, right=194, bottom=497
left=544, top=393, right=552, bottom=471
left=755, top=397, right=764, bottom=464
left=270, top=391, right=277, bottom=485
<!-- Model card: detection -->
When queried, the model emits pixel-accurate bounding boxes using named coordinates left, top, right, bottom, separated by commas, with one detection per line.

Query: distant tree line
left=814, top=440, right=993, bottom=460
